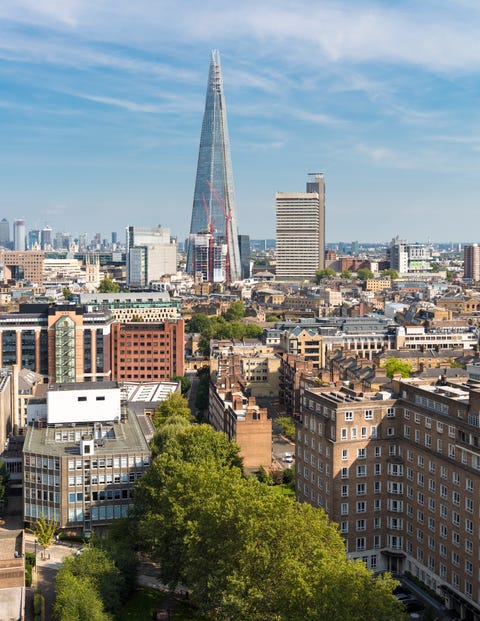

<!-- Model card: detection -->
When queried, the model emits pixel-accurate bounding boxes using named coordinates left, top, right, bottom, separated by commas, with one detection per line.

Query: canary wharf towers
left=187, top=50, right=241, bottom=283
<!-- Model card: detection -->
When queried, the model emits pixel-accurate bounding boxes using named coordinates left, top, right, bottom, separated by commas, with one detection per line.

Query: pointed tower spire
left=187, top=50, right=241, bottom=282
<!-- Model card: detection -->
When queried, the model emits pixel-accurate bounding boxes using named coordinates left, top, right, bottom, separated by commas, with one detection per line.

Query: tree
left=134, top=415, right=403, bottom=621
left=186, top=312, right=210, bottom=334
left=225, top=300, right=245, bottom=321
left=314, top=268, right=336, bottom=283
left=384, top=357, right=413, bottom=378
left=28, top=514, right=58, bottom=559
left=244, top=323, right=263, bottom=338
left=54, top=571, right=111, bottom=621
left=276, top=416, right=295, bottom=439
left=381, top=268, right=399, bottom=280
left=341, top=270, right=353, bottom=280
left=170, top=374, right=192, bottom=394
left=357, top=268, right=374, bottom=281
left=62, top=287, right=72, bottom=300
left=97, top=278, right=120, bottom=293
left=153, top=391, right=193, bottom=427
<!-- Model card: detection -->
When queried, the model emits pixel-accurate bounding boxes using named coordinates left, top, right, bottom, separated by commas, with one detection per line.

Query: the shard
left=187, top=50, right=241, bottom=282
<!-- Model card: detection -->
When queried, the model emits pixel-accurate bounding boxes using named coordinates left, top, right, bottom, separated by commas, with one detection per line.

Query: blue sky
left=1, top=0, right=480, bottom=244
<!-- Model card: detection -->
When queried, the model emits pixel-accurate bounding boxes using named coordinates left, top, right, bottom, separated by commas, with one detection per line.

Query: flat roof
left=24, top=408, right=150, bottom=456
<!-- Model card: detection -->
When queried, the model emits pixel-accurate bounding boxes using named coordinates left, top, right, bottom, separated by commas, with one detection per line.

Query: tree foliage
left=314, top=268, right=336, bottom=283
left=384, top=357, right=413, bottom=378
left=341, top=270, right=353, bottom=280
left=28, top=513, right=58, bottom=555
left=134, top=421, right=403, bottom=621
left=170, top=374, right=192, bottom=394
left=153, top=391, right=193, bottom=428
left=97, top=277, right=120, bottom=293
left=381, top=268, right=399, bottom=280
left=186, top=312, right=210, bottom=334
left=357, top=268, right=374, bottom=281
left=276, top=416, right=295, bottom=439
left=55, top=547, right=123, bottom=620
left=224, top=300, right=245, bottom=321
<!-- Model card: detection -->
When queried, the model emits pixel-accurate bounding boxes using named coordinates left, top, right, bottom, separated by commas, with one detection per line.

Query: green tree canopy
left=28, top=514, right=58, bottom=555
left=153, top=391, right=193, bottom=428
left=97, top=277, right=120, bottom=293
left=357, top=267, right=374, bottom=281
left=224, top=300, right=245, bottom=321
left=62, top=287, right=72, bottom=300
left=135, top=457, right=403, bottom=621
left=170, top=374, right=192, bottom=394
left=384, top=357, right=413, bottom=378
left=314, top=267, right=336, bottom=283
left=381, top=269, right=399, bottom=280
left=341, top=269, right=353, bottom=280
left=186, top=312, right=210, bottom=334
left=54, top=571, right=111, bottom=621
left=134, top=415, right=403, bottom=621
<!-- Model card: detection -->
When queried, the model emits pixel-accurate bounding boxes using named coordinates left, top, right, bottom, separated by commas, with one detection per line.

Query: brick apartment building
left=295, top=375, right=480, bottom=619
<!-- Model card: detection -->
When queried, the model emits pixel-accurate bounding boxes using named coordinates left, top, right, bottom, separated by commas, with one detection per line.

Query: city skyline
left=2, top=2, right=480, bottom=241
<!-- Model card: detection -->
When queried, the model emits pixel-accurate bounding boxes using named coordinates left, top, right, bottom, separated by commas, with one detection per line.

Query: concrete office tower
left=187, top=50, right=241, bottom=282
left=0, top=218, right=10, bottom=247
left=464, top=244, right=480, bottom=281
left=276, top=173, right=326, bottom=281
left=13, top=219, right=26, bottom=251
left=126, top=225, right=177, bottom=289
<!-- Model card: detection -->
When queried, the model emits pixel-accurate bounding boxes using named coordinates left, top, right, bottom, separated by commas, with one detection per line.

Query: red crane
left=206, top=179, right=231, bottom=282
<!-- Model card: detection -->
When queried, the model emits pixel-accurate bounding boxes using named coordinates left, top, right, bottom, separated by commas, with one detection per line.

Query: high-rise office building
left=0, top=218, right=10, bottom=247
left=41, top=226, right=53, bottom=250
left=464, top=244, right=480, bottom=281
left=187, top=50, right=241, bottom=282
left=13, top=219, right=26, bottom=251
left=276, top=174, right=325, bottom=281
left=126, top=225, right=177, bottom=289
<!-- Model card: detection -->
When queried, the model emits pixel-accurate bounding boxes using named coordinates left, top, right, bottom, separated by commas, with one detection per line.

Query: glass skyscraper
left=187, top=50, right=241, bottom=282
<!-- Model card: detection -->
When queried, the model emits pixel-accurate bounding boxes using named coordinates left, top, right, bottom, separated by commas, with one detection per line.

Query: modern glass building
left=187, top=50, right=241, bottom=282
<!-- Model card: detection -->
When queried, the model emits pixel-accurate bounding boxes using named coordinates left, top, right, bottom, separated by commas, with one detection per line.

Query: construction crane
left=206, top=178, right=231, bottom=282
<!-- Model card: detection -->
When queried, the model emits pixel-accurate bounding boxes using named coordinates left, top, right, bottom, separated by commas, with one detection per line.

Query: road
left=256, top=396, right=296, bottom=469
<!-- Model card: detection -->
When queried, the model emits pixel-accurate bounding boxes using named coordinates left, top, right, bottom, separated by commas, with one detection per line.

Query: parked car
left=283, top=453, right=294, bottom=463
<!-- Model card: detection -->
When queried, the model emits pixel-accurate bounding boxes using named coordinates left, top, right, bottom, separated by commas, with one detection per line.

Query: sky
left=1, top=0, right=480, bottom=244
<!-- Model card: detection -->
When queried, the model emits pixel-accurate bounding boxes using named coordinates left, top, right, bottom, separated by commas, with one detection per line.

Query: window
left=357, top=448, right=366, bottom=459
left=78, top=396, right=87, bottom=402
left=374, top=481, right=381, bottom=494
left=374, top=499, right=381, bottom=511
left=341, top=428, right=348, bottom=440
left=341, top=503, right=349, bottom=516
left=465, top=498, right=474, bottom=513
left=340, top=521, right=348, bottom=533
left=356, top=519, right=366, bottom=531
left=341, top=467, right=349, bottom=479
left=342, top=449, right=348, bottom=460
left=361, top=427, right=367, bottom=439
left=356, top=537, right=366, bottom=551
left=374, top=463, right=381, bottom=476
left=341, top=485, right=349, bottom=497
left=356, top=483, right=366, bottom=495
left=356, top=465, right=366, bottom=477
left=387, top=407, right=395, bottom=417
left=345, top=411, right=353, bottom=422
left=356, top=501, right=366, bottom=513
left=364, top=410, right=373, bottom=420
left=374, top=446, right=381, bottom=457
left=351, top=428, right=357, bottom=439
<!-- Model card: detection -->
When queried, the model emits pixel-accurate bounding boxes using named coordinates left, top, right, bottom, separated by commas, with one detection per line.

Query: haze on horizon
left=1, top=1, right=480, bottom=244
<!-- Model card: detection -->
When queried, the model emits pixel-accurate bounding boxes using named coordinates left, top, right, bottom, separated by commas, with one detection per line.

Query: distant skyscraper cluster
left=275, top=174, right=326, bottom=281
left=187, top=50, right=242, bottom=283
